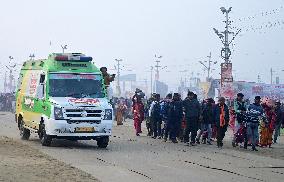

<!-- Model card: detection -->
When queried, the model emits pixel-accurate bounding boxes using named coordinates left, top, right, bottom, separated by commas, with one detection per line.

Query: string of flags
left=234, top=5, right=283, bottom=23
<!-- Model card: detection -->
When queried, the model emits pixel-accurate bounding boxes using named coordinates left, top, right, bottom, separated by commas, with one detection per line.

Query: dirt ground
left=0, top=136, right=98, bottom=182
left=0, top=112, right=284, bottom=182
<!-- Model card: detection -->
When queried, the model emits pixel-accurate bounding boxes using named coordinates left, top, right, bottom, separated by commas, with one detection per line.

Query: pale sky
left=0, top=0, right=284, bottom=92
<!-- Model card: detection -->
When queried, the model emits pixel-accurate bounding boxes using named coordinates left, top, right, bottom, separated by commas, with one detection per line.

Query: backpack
left=152, top=102, right=161, bottom=118
left=161, top=101, right=170, bottom=119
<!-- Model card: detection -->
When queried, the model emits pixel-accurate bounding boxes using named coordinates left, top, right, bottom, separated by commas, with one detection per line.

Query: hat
left=166, top=93, right=173, bottom=99
left=237, top=93, right=244, bottom=97
left=207, top=98, right=214, bottom=103
left=173, top=93, right=179, bottom=97
left=255, top=96, right=261, bottom=100
left=188, top=91, right=194, bottom=96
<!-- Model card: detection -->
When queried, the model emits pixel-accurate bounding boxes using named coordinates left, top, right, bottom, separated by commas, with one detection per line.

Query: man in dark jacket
left=162, top=93, right=173, bottom=141
left=196, top=98, right=214, bottom=145
left=150, top=94, right=162, bottom=139
left=273, top=101, right=283, bottom=143
left=214, top=97, right=229, bottom=148
left=183, top=91, right=201, bottom=146
left=167, top=93, right=183, bottom=143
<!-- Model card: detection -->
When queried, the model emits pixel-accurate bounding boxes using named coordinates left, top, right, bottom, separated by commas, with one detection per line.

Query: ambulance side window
left=36, top=74, right=45, bottom=99
left=40, top=74, right=45, bottom=84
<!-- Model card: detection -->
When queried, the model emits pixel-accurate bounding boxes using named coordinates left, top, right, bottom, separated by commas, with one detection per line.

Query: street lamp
left=8, top=56, right=13, bottom=63
left=61, top=45, right=67, bottom=53
left=115, top=59, right=123, bottom=96
left=29, top=54, right=35, bottom=60
left=220, top=7, right=232, bottom=14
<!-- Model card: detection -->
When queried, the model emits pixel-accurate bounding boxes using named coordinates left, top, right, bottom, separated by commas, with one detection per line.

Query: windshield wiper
left=82, top=92, right=101, bottom=98
left=67, top=93, right=82, bottom=98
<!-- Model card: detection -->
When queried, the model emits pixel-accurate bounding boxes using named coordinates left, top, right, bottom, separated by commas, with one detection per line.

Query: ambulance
left=15, top=53, right=113, bottom=147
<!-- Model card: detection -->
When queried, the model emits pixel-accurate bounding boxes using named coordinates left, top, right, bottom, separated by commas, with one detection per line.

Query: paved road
left=0, top=112, right=283, bottom=182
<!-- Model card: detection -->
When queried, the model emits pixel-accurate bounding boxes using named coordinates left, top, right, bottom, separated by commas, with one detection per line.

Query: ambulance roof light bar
left=51, top=53, right=93, bottom=62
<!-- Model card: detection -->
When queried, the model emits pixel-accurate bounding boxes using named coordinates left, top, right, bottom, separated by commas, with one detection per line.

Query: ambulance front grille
left=65, top=109, right=103, bottom=118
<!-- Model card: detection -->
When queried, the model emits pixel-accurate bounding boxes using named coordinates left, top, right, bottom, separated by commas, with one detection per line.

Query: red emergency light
left=54, top=55, right=93, bottom=62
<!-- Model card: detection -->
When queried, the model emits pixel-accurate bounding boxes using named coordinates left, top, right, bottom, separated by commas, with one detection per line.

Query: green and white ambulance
left=15, top=53, right=113, bottom=147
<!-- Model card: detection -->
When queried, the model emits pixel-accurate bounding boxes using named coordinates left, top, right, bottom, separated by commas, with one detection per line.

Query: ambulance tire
left=40, top=124, right=52, bottom=146
left=97, top=137, right=109, bottom=148
left=20, top=121, right=30, bottom=140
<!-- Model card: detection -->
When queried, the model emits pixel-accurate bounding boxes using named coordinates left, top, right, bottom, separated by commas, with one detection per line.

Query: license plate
left=75, top=127, right=95, bottom=133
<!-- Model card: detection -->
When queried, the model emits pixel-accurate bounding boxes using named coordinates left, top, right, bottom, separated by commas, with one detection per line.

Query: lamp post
left=115, top=59, right=123, bottom=96
left=213, top=7, right=241, bottom=63
left=29, top=54, right=35, bottom=60
left=61, top=45, right=67, bottom=53
left=154, top=55, right=163, bottom=93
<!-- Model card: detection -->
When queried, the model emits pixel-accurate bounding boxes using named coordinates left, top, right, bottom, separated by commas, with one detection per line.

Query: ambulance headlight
left=104, top=109, right=112, bottom=120
left=54, top=107, right=64, bottom=120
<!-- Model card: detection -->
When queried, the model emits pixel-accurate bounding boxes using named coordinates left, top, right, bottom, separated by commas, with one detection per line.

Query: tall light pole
left=9, top=56, right=13, bottom=63
left=154, top=55, right=163, bottom=93
left=115, top=59, right=123, bottom=96
left=213, top=7, right=241, bottom=63
left=61, top=45, right=67, bottom=53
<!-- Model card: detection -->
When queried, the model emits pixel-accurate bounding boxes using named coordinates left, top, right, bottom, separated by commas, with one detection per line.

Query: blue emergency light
left=54, top=54, right=93, bottom=62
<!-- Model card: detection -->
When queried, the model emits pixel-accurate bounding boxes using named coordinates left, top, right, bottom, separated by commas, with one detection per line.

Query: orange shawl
left=220, top=105, right=226, bottom=127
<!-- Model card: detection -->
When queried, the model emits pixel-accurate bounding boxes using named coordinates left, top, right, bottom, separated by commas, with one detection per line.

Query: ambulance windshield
left=49, top=74, right=104, bottom=98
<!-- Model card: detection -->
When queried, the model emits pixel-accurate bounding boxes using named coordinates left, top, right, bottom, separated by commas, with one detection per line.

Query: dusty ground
left=0, top=112, right=284, bottom=182
left=0, top=136, right=98, bottom=182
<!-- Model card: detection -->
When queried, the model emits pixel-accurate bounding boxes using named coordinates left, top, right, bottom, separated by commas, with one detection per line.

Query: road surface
left=0, top=112, right=283, bottom=182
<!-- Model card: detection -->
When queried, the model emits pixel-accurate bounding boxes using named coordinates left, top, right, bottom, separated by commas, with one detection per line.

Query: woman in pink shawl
left=132, top=95, right=144, bottom=136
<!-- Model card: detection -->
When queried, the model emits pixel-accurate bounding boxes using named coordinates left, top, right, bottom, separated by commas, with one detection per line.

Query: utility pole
left=150, top=66, right=154, bottom=95
left=154, top=55, right=162, bottom=93
left=270, top=68, right=275, bottom=84
left=4, top=71, right=7, bottom=93
left=115, top=59, right=123, bottom=96
left=213, top=7, right=241, bottom=63
left=199, top=52, right=217, bottom=81
left=8, top=56, right=14, bottom=93
left=257, top=75, right=261, bottom=83
left=61, top=45, right=67, bottom=53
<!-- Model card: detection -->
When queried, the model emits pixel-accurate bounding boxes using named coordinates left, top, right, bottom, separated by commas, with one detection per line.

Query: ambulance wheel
left=19, top=120, right=30, bottom=140
left=40, top=124, right=52, bottom=146
left=97, top=137, right=109, bottom=148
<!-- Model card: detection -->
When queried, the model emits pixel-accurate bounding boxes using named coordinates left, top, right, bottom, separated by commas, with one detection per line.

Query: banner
left=220, top=63, right=234, bottom=99
left=200, top=82, right=211, bottom=98
left=232, top=82, right=284, bottom=101
left=221, top=63, right=233, bottom=83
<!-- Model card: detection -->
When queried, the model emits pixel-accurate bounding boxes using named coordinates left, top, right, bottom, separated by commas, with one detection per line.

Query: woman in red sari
left=260, top=98, right=276, bottom=148
left=132, top=96, right=144, bottom=136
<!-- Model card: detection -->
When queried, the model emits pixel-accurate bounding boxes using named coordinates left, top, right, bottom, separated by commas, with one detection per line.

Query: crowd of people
left=0, top=93, right=15, bottom=112
left=112, top=97, right=133, bottom=125
left=118, top=90, right=284, bottom=151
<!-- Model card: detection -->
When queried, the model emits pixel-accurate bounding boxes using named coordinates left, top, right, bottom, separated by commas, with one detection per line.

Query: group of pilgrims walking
left=124, top=90, right=284, bottom=151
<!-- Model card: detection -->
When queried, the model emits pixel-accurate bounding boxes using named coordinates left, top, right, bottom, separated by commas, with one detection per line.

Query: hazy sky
left=0, top=0, right=284, bottom=92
